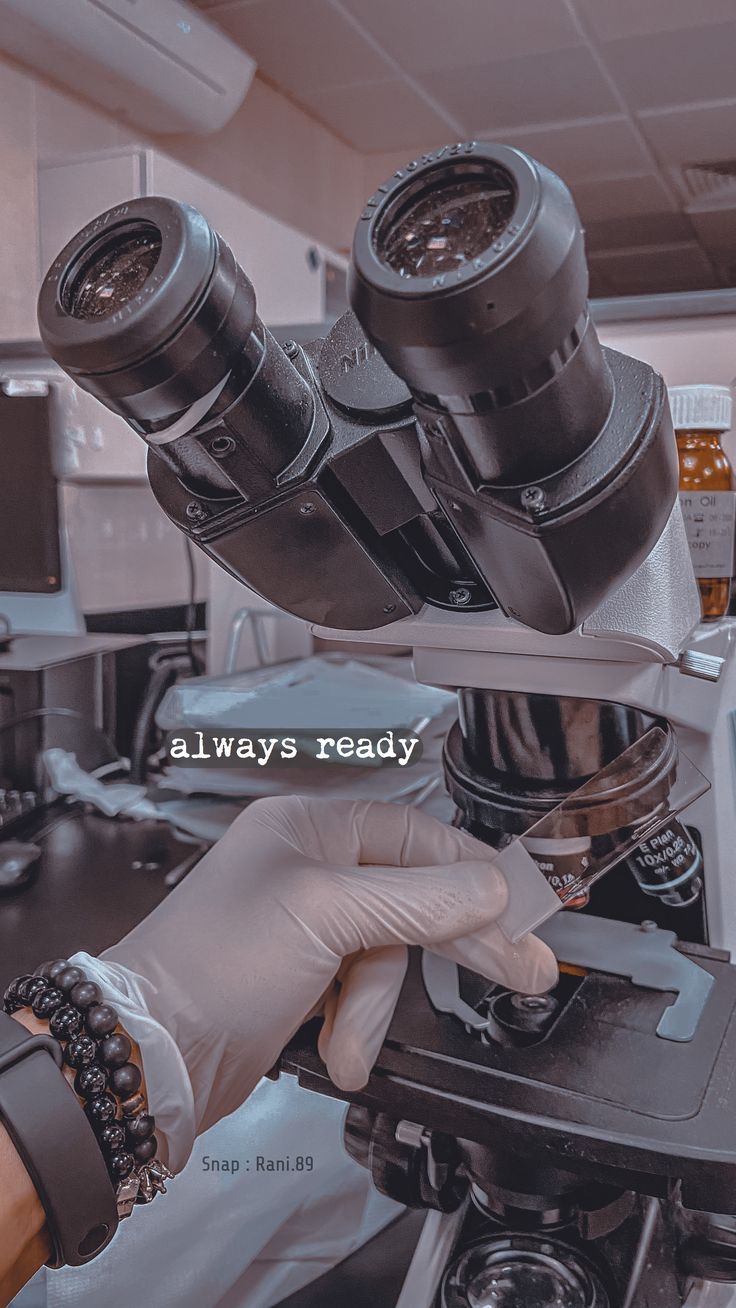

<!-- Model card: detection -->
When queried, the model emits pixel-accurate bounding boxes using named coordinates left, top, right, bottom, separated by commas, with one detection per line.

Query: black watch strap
left=0, top=1011, right=119, bottom=1267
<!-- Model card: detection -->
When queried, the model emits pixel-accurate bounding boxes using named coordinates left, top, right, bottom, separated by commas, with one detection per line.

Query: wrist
left=3, top=960, right=173, bottom=1261
left=0, top=992, right=121, bottom=1282
left=3, top=1006, right=142, bottom=1265
left=0, top=1012, right=56, bottom=1301
left=71, top=952, right=196, bottom=1172
left=11, top=1006, right=145, bottom=1111
left=0, top=1115, right=50, bottom=1306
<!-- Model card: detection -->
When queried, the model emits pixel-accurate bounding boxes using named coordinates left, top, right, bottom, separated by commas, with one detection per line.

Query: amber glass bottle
left=670, top=385, right=734, bottom=621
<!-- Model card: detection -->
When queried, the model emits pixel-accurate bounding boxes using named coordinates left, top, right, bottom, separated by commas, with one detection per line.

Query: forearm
left=0, top=1007, right=146, bottom=1306
left=0, top=1123, right=49, bottom=1304
left=0, top=1013, right=51, bottom=1306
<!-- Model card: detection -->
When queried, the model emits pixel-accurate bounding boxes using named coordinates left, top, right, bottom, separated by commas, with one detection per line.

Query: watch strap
left=0, top=1010, right=119, bottom=1267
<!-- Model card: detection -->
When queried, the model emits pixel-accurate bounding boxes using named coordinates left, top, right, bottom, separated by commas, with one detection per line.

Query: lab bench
left=0, top=802, right=207, bottom=987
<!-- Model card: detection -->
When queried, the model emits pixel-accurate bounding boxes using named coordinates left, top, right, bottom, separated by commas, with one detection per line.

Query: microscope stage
left=284, top=944, right=736, bottom=1214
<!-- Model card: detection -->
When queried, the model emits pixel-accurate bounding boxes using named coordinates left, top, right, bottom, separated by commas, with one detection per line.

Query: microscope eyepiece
left=37, top=196, right=257, bottom=428
left=350, top=141, right=609, bottom=483
left=60, top=221, right=163, bottom=322
left=36, top=144, right=680, bottom=634
left=373, top=160, right=517, bottom=280
left=37, top=196, right=314, bottom=493
left=348, top=141, right=678, bottom=630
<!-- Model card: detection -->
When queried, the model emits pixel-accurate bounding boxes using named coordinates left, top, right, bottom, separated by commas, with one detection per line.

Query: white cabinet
left=53, top=372, right=148, bottom=482
left=147, top=154, right=330, bottom=326
left=39, top=148, right=145, bottom=279
left=38, top=147, right=343, bottom=326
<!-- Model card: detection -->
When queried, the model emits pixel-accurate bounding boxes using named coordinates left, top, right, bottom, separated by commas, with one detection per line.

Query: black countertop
left=0, top=803, right=206, bottom=986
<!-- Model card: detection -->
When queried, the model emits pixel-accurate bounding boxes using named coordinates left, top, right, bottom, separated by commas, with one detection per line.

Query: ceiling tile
left=600, top=23, right=736, bottom=112
left=588, top=243, right=719, bottom=294
left=337, top=0, right=582, bottom=73
left=361, top=149, right=433, bottom=193
left=494, top=118, right=651, bottom=182
left=571, top=173, right=677, bottom=221
left=575, top=0, right=736, bottom=42
left=638, top=101, right=736, bottom=165
left=211, top=0, right=395, bottom=93
left=584, top=211, right=693, bottom=252
left=298, top=80, right=454, bottom=152
left=420, top=46, right=618, bottom=133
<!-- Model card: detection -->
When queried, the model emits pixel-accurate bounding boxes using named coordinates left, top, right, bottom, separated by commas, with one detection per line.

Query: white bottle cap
left=668, top=384, right=733, bottom=432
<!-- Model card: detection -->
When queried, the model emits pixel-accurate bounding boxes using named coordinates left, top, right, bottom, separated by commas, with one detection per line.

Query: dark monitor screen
left=0, top=391, right=61, bottom=593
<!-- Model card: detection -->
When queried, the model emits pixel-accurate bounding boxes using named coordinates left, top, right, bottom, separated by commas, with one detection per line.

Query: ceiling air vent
left=682, top=160, right=736, bottom=202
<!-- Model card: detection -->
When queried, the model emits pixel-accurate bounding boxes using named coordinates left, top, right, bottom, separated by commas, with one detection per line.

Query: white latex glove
left=74, top=797, right=557, bottom=1173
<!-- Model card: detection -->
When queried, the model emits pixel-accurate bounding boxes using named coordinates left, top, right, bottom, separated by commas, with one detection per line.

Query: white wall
left=0, top=57, right=40, bottom=339
left=32, top=64, right=363, bottom=257
left=599, top=314, right=736, bottom=461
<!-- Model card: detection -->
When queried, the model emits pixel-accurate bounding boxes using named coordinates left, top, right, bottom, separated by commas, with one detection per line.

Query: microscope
left=37, top=141, right=736, bottom=1307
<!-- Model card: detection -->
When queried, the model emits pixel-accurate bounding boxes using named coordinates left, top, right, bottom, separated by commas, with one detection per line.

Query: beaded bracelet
left=3, top=961, right=173, bottom=1219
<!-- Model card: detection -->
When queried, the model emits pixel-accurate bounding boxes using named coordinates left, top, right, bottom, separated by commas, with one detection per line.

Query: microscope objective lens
left=522, top=835, right=592, bottom=908
left=627, top=821, right=702, bottom=908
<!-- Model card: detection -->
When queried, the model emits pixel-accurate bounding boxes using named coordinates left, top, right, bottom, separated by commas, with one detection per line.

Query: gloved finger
left=317, top=955, right=358, bottom=1060
left=433, top=924, right=559, bottom=995
left=320, top=946, right=408, bottom=1092
left=317, top=981, right=339, bottom=1064
left=320, top=858, right=508, bottom=956
left=286, top=796, right=503, bottom=870
left=321, top=930, right=556, bottom=1090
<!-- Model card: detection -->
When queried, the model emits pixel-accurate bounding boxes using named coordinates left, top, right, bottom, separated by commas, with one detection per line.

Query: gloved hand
left=72, top=797, right=557, bottom=1172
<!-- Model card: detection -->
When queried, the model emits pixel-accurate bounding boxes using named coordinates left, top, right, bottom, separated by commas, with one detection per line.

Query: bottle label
left=679, top=490, right=736, bottom=578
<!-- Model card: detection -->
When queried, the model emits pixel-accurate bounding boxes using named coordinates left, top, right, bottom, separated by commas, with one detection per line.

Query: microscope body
left=292, top=567, right=736, bottom=1308
left=36, top=140, right=736, bottom=1307
left=282, top=614, right=736, bottom=1308
left=313, top=589, right=736, bottom=950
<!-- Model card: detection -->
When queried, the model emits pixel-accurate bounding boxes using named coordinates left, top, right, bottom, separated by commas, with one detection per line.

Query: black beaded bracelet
left=3, top=962, right=172, bottom=1217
